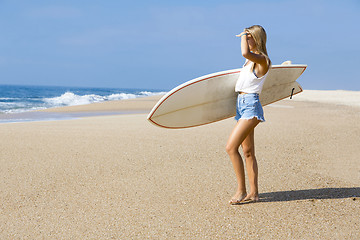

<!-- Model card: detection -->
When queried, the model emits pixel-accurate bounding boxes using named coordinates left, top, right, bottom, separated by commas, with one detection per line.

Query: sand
left=292, top=90, right=360, bottom=108
left=0, top=91, right=359, bottom=239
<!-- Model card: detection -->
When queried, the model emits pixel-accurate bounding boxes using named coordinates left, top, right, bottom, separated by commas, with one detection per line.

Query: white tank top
left=235, top=60, right=269, bottom=94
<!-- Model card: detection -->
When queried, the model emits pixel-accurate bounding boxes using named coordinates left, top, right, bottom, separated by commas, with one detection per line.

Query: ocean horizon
left=0, top=84, right=167, bottom=114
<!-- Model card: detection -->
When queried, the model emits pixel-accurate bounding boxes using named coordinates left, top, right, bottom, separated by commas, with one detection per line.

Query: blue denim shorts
left=235, top=93, right=265, bottom=122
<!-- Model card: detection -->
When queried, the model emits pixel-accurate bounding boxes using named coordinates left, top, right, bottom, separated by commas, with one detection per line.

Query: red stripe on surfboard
left=148, top=88, right=303, bottom=129
left=148, top=70, right=241, bottom=120
left=148, top=66, right=306, bottom=129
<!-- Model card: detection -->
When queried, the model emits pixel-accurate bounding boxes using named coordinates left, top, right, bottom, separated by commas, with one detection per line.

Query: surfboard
left=148, top=61, right=307, bottom=129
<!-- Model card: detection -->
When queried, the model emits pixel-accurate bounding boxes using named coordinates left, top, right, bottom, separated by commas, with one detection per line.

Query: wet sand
left=0, top=91, right=359, bottom=239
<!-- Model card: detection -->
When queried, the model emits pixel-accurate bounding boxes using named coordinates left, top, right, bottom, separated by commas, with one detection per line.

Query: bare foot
left=229, top=192, right=247, bottom=205
left=241, top=193, right=259, bottom=203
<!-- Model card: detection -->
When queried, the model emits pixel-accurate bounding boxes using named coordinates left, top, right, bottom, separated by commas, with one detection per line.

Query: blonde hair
left=245, top=25, right=271, bottom=70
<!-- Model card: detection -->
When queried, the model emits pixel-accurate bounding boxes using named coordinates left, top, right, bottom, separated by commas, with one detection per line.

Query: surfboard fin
left=290, top=88, right=295, bottom=99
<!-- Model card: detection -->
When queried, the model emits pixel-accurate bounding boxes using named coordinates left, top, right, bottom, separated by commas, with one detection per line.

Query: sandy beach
left=0, top=90, right=359, bottom=239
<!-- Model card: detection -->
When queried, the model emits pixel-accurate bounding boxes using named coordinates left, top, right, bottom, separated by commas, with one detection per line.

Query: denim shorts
left=235, top=93, right=265, bottom=122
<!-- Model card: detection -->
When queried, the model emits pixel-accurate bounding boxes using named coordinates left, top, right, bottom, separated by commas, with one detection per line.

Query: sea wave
left=0, top=90, right=166, bottom=114
left=43, top=92, right=106, bottom=106
left=0, top=101, right=47, bottom=113
left=43, top=91, right=166, bottom=107
left=0, top=85, right=166, bottom=113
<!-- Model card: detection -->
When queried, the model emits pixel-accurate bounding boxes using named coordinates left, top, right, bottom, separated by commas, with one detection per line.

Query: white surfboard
left=148, top=61, right=307, bottom=129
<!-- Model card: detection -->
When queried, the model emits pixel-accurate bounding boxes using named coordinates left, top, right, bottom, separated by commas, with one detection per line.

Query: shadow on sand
left=259, top=187, right=360, bottom=202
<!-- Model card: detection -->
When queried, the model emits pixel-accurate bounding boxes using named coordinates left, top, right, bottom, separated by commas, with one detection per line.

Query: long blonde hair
left=245, top=25, right=271, bottom=70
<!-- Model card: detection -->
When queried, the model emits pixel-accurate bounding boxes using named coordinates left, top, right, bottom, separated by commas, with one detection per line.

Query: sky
left=0, top=0, right=359, bottom=91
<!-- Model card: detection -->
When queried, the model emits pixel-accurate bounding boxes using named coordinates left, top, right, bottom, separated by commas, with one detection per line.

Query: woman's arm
left=237, top=31, right=267, bottom=66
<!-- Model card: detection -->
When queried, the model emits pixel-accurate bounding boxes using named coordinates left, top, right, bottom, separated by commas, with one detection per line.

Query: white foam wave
left=0, top=97, right=18, bottom=100
left=107, top=93, right=137, bottom=101
left=0, top=90, right=167, bottom=114
left=0, top=102, right=44, bottom=114
left=139, top=91, right=167, bottom=96
left=44, top=92, right=105, bottom=106
left=42, top=91, right=166, bottom=108
left=4, top=107, right=47, bottom=114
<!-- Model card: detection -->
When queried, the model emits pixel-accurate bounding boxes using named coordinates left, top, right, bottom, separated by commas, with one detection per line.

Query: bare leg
left=226, top=118, right=260, bottom=203
left=241, top=129, right=259, bottom=201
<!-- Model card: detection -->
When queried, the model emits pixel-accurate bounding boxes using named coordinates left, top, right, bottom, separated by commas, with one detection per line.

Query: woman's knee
left=225, top=143, right=238, bottom=155
left=242, top=146, right=255, bottom=159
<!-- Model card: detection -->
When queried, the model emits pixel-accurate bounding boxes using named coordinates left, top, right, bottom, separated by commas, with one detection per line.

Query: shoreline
left=0, top=110, right=149, bottom=124
left=1, top=89, right=359, bottom=124
left=0, top=95, right=164, bottom=123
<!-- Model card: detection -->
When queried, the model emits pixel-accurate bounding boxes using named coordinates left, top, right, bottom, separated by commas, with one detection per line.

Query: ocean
left=0, top=84, right=167, bottom=123
left=0, top=84, right=167, bottom=114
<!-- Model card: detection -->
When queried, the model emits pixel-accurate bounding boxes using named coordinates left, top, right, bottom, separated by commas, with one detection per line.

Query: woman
left=226, top=25, right=271, bottom=205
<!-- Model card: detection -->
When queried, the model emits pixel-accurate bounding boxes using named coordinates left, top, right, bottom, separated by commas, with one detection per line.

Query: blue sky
left=0, top=0, right=359, bottom=91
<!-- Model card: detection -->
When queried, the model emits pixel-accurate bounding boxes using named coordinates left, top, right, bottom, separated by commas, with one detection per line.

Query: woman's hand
left=236, top=31, right=247, bottom=37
